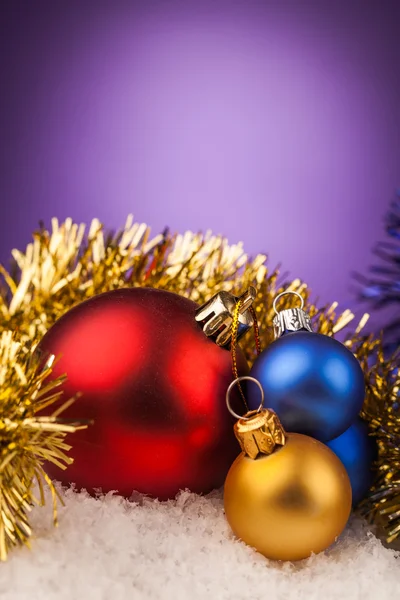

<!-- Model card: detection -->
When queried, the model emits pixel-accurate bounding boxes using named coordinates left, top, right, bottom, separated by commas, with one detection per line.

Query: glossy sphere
left=327, top=417, right=377, bottom=506
left=249, top=331, right=365, bottom=442
left=224, top=433, right=352, bottom=561
left=39, top=288, right=248, bottom=499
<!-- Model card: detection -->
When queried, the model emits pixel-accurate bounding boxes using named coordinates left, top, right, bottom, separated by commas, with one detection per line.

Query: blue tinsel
left=357, top=192, right=400, bottom=352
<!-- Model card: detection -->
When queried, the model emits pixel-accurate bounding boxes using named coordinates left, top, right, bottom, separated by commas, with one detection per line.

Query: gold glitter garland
left=353, top=337, right=400, bottom=545
left=0, top=215, right=398, bottom=555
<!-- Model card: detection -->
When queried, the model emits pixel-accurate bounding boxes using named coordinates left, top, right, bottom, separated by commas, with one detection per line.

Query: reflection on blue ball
left=327, top=418, right=377, bottom=506
left=248, top=331, right=365, bottom=442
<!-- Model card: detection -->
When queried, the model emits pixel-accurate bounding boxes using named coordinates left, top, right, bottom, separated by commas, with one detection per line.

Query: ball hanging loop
left=225, top=375, right=265, bottom=420
left=272, top=290, right=305, bottom=314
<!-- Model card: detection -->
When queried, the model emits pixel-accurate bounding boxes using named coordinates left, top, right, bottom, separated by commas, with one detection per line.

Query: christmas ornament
left=38, top=287, right=250, bottom=500
left=327, top=417, right=377, bottom=506
left=248, top=291, right=365, bottom=442
left=224, top=376, right=352, bottom=562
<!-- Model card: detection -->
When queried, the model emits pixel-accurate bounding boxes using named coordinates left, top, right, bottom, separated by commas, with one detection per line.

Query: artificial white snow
left=0, top=487, right=398, bottom=600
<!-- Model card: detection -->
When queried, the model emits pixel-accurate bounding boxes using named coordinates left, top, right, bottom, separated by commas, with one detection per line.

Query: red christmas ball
left=39, top=287, right=248, bottom=499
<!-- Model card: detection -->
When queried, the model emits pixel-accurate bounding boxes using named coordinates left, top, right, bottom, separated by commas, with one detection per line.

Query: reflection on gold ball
left=224, top=433, right=352, bottom=561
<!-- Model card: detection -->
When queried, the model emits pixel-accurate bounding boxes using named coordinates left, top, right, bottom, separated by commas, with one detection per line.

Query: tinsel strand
left=357, top=193, right=400, bottom=352
left=0, top=334, right=88, bottom=559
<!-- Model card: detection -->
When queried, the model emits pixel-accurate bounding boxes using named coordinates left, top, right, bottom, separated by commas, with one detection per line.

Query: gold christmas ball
left=224, top=432, right=352, bottom=561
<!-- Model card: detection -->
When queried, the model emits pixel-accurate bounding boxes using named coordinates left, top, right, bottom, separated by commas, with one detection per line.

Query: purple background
left=1, top=1, right=399, bottom=319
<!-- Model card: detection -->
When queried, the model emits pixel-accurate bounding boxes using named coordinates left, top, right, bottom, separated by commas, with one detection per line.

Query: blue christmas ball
left=327, top=418, right=377, bottom=506
left=248, top=331, right=365, bottom=442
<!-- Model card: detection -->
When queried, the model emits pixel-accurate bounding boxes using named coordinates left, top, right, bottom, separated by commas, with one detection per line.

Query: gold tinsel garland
left=0, top=215, right=399, bottom=557
left=0, top=334, right=87, bottom=560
